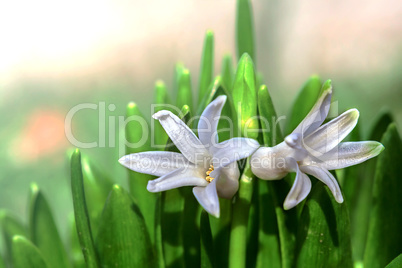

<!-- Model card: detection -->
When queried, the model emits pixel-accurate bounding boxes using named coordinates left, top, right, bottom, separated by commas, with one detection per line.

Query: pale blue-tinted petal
left=308, top=141, right=384, bottom=170
left=119, top=151, right=193, bottom=176
left=300, top=165, right=343, bottom=203
left=292, top=86, right=332, bottom=137
left=302, top=109, right=359, bottom=157
left=215, top=161, right=240, bottom=199
left=250, top=145, right=289, bottom=180
left=153, top=110, right=211, bottom=164
left=211, top=138, right=260, bottom=168
left=197, top=95, right=227, bottom=149
left=147, top=167, right=207, bottom=192
left=283, top=158, right=312, bottom=210
left=193, top=179, right=220, bottom=218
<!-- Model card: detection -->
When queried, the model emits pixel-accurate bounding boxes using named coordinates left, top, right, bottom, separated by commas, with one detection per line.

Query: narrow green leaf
left=385, top=254, right=402, bottom=268
left=81, top=155, right=113, bottom=235
left=12, top=236, right=49, bottom=268
left=125, top=102, right=160, bottom=244
left=229, top=160, right=254, bottom=268
left=0, top=211, right=28, bottom=267
left=28, top=183, right=71, bottom=268
left=0, top=252, right=5, bottom=268
left=295, top=183, right=353, bottom=268
left=236, top=0, right=255, bottom=61
left=69, top=214, right=86, bottom=268
left=200, top=211, right=215, bottom=268
left=177, top=68, right=193, bottom=115
left=232, top=53, right=258, bottom=139
left=154, top=80, right=171, bottom=147
left=364, top=123, right=402, bottom=268
left=221, top=54, right=234, bottom=92
left=95, top=185, right=156, bottom=267
left=70, top=149, right=99, bottom=268
left=198, top=30, right=214, bottom=101
left=368, top=110, right=393, bottom=142
left=285, top=75, right=322, bottom=135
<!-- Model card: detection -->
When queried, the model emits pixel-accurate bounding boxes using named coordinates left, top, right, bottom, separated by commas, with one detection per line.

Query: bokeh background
left=0, top=0, right=401, bottom=242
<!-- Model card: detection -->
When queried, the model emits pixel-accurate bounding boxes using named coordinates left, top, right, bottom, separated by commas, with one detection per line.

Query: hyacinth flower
left=119, top=95, right=259, bottom=217
left=251, top=83, right=384, bottom=210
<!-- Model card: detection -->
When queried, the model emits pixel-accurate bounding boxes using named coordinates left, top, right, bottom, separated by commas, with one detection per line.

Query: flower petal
left=193, top=179, right=220, bottom=218
left=215, top=161, right=240, bottom=199
left=300, top=165, right=343, bottom=203
left=147, top=167, right=207, bottom=192
left=283, top=158, right=312, bottom=210
left=197, top=95, right=227, bottom=150
left=302, top=109, right=359, bottom=157
left=119, top=151, right=192, bottom=176
left=309, top=141, right=384, bottom=170
left=153, top=110, right=210, bottom=163
left=292, top=86, right=332, bottom=137
left=211, top=138, right=260, bottom=168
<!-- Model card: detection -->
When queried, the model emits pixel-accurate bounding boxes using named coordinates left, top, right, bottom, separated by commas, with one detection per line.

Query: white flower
left=251, top=86, right=384, bottom=210
left=119, top=95, right=259, bottom=217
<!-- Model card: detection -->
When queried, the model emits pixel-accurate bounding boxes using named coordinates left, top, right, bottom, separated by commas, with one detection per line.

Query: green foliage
left=198, top=30, right=214, bottom=101
left=12, top=236, right=49, bottom=268
left=236, top=0, right=255, bottom=61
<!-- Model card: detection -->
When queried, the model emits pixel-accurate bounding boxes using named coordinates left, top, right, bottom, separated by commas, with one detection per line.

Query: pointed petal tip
left=118, top=155, right=128, bottom=166
left=146, top=181, right=158, bottom=192
left=283, top=199, right=297, bottom=210
left=373, top=142, right=385, bottom=155
left=152, top=110, right=170, bottom=120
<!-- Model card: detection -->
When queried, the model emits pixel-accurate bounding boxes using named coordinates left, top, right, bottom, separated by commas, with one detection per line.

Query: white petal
left=250, top=145, right=289, bottom=180
left=292, top=86, right=332, bottom=137
left=153, top=110, right=210, bottom=164
left=147, top=167, right=207, bottom=192
left=302, top=109, right=359, bottom=157
left=193, top=179, right=220, bottom=218
left=197, top=95, right=227, bottom=150
left=215, top=161, right=240, bottom=199
left=310, top=141, right=384, bottom=170
left=300, top=165, right=343, bottom=203
left=283, top=158, right=312, bottom=210
left=211, top=138, right=260, bottom=168
left=119, top=151, right=192, bottom=176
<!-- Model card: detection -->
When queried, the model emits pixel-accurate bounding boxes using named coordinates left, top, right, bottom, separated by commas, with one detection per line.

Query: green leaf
left=81, top=155, right=113, bottom=235
left=70, top=149, right=100, bottom=268
left=285, top=75, right=322, bottom=135
left=295, top=183, right=353, bottom=268
left=125, top=102, right=160, bottom=244
left=221, top=54, right=234, bottom=92
left=229, top=160, right=254, bottom=268
left=95, top=185, right=156, bottom=267
left=236, top=0, right=255, bottom=61
left=0, top=211, right=28, bottom=266
left=0, top=252, right=5, bottom=268
left=28, top=183, right=71, bottom=268
left=12, top=236, right=49, bottom=268
left=232, top=53, right=258, bottom=138
left=176, top=68, right=193, bottom=115
left=198, top=30, right=214, bottom=101
left=385, top=254, right=402, bottom=268
left=154, top=80, right=171, bottom=147
left=200, top=211, right=215, bottom=268
left=364, top=123, right=402, bottom=268
left=368, top=110, right=393, bottom=142
left=69, top=214, right=86, bottom=268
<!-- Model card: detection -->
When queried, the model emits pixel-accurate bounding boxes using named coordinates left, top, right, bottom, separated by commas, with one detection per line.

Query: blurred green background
left=0, top=0, right=401, bottom=245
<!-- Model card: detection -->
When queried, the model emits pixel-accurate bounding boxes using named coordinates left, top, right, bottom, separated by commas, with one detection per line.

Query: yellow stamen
left=205, top=165, right=215, bottom=183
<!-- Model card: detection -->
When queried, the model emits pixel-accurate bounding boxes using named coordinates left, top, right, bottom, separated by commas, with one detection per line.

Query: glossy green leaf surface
left=221, top=54, right=234, bottom=92
left=198, top=30, right=214, bottom=101
left=0, top=253, right=5, bottom=268
left=0, top=211, right=28, bottom=267
left=154, top=80, right=171, bottom=147
left=295, top=184, right=353, bottom=268
left=232, top=53, right=258, bottom=139
left=285, top=75, right=322, bottom=135
left=177, top=68, right=193, bottom=115
left=28, top=183, right=71, bottom=268
left=364, top=123, right=402, bottom=268
left=385, top=254, right=402, bottom=268
left=236, top=0, right=255, bottom=61
left=12, top=236, right=49, bottom=268
left=70, top=149, right=99, bottom=268
left=95, top=185, right=156, bottom=267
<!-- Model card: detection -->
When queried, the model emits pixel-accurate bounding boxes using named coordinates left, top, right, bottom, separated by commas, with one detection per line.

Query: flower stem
left=228, top=160, right=254, bottom=268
